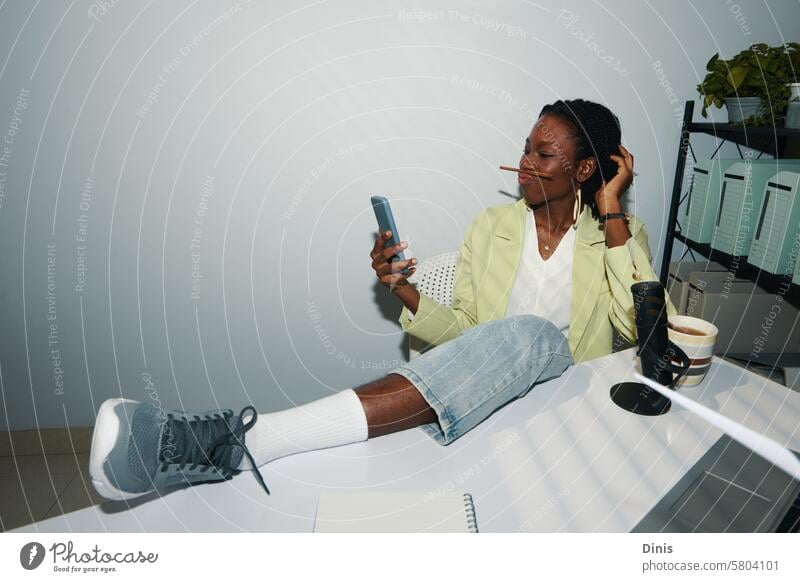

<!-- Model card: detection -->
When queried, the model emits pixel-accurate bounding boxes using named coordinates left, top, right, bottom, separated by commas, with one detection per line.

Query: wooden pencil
left=499, top=165, right=551, bottom=178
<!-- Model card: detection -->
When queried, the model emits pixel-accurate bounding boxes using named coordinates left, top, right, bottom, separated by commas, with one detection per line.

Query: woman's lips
left=516, top=165, right=542, bottom=185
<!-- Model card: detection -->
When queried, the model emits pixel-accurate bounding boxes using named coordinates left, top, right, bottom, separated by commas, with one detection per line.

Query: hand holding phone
left=370, top=195, right=416, bottom=288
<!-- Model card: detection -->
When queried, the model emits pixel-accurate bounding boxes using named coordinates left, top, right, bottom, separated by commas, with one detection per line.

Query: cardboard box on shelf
left=685, top=273, right=799, bottom=354
left=667, top=260, right=728, bottom=314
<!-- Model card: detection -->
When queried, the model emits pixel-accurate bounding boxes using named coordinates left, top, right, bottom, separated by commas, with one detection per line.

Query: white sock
left=236, top=388, right=369, bottom=470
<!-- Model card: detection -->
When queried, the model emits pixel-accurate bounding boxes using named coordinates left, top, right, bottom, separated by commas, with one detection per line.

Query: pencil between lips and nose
left=498, top=165, right=552, bottom=178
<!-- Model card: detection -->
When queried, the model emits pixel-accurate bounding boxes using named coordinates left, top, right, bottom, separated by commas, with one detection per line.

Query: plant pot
left=725, top=96, right=764, bottom=124
left=786, top=83, right=800, bottom=129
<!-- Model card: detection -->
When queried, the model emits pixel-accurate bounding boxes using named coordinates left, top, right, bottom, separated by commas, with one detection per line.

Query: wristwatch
left=599, top=212, right=629, bottom=224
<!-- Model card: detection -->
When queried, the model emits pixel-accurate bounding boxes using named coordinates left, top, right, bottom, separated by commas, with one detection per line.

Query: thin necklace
left=541, top=223, right=571, bottom=252
left=529, top=205, right=571, bottom=253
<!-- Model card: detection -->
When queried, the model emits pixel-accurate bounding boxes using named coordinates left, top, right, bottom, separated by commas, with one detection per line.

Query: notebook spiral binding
left=463, top=493, right=479, bottom=533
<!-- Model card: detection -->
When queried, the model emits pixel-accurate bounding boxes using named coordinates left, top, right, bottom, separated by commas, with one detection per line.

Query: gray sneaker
left=89, top=398, right=270, bottom=501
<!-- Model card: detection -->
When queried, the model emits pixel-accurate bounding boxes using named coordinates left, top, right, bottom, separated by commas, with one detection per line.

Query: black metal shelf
left=659, top=100, right=800, bottom=370
left=659, top=104, right=800, bottom=531
left=692, top=122, right=800, bottom=136
left=690, top=121, right=800, bottom=157
left=672, top=233, right=800, bottom=306
left=659, top=100, right=800, bottom=290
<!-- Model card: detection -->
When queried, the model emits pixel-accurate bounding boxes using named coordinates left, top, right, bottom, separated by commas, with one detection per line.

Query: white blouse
left=504, top=205, right=576, bottom=337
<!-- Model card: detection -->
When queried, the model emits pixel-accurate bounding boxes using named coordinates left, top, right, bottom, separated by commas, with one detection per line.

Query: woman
left=89, top=99, right=675, bottom=501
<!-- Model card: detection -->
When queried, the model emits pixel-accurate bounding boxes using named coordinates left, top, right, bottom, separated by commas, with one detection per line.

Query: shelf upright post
left=660, top=100, right=695, bottom=285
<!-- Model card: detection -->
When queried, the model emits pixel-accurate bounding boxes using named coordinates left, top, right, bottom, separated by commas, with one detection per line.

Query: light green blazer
left=399, top=198, right=677, bottom=364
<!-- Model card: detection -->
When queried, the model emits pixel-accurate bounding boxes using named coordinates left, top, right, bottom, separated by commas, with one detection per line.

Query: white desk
left=12, top=348, right=800, bottom=532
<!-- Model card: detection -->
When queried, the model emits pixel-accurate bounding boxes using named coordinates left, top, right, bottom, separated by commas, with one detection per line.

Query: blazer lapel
left=494, top=197, right=528, bottom=241
left=568, top=205, right=607, bottom=355
left=489, top=198, right=528, bottom=318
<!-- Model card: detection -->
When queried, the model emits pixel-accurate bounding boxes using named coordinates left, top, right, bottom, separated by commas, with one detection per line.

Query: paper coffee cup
left=668, top=315, right=719, bottom=386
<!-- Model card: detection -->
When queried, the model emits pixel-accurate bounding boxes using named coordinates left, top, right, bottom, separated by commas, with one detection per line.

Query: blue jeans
left=389, top=314, right=574, bottom=445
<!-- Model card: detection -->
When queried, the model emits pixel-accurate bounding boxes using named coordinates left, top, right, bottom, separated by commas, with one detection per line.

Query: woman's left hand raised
left=595, top=144, right=634, bottom=214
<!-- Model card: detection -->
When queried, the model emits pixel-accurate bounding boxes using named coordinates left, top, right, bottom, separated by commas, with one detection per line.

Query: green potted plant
left=697, top=42, right=800, bottom=125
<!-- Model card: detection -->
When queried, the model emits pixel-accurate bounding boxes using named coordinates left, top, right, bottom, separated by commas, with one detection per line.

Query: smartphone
left=370, top=195, right=408, bottom=274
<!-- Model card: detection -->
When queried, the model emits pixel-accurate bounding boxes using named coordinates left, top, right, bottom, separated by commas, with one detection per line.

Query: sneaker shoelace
left=161, top=405, right=270, bottom=495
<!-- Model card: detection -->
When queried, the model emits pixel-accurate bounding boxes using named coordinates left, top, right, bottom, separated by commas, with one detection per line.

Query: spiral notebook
left=314, top=492, right=478, bottom=533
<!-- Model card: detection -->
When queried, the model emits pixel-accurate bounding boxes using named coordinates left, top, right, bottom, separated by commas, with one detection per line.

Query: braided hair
left=538, top=99, right=622, bottom=221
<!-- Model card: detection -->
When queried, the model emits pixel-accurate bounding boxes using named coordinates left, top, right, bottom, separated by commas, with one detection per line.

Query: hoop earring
left=572, top=187, right=581, bottom=229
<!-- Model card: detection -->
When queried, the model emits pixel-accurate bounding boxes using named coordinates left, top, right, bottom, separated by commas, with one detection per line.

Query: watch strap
left=599, top=212, right=628, bottom=223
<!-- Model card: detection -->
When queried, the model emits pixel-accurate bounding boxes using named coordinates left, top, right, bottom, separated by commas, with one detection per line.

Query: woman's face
left=517, top=114, right=595, bottom=207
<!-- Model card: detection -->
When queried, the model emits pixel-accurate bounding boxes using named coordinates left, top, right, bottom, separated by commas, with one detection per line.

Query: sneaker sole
left=89, top=398, right=149, bottom=502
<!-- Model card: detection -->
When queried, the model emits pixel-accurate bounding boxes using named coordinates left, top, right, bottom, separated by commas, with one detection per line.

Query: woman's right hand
left=370, top=230, right=417, bottom=292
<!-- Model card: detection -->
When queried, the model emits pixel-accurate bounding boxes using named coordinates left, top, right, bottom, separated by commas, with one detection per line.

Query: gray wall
left=1, top=0, right=798, bottom=430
